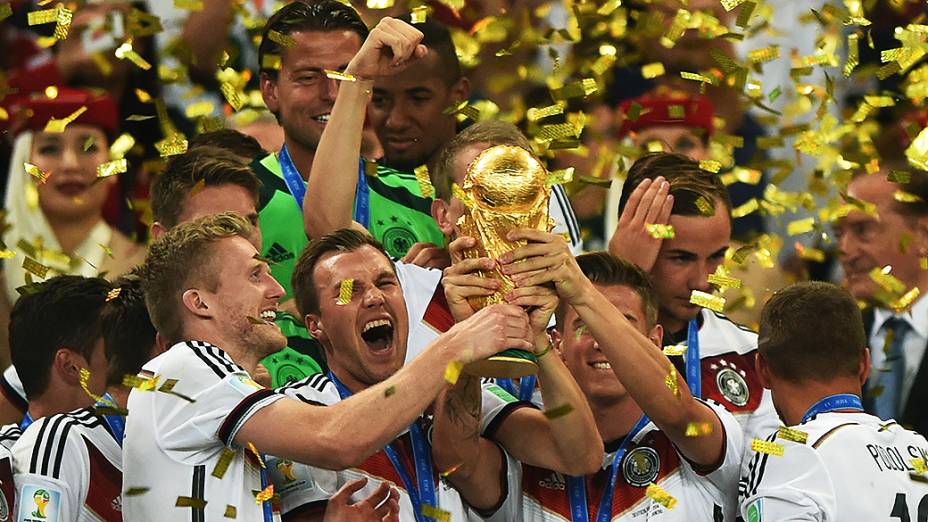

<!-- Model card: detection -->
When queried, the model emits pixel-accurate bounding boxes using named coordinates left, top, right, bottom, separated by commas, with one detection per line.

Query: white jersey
left=678, top=310, right=779, bottom=443
left=0, top=425, right=18, bottom=522
left=489, top=400, right=743, bottom=521
left=13, top=408, right=122, bottom=522
left=0, top=366, right=26, bottom=416
left=122, top=341, right=286, bottom=522
left=739, top=411, right=928, bottom=521
left=550, top=184, right=584, bottom=255
left=267, top=373, right=532, bottom=519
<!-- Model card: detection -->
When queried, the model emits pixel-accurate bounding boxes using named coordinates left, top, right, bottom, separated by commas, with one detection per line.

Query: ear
left=260, top=72, right=280, bottom=114
left=450, top=76, right=470, bottom=104
left=150, top=222, right=167, bottom=241
left=54, top=348, right=84, bottom=387
left=306, top=313, right=327, bottom=343
left=550, top=328, right=565, bottom=360
left=648, top=323, right=664, bottom=348
left=431, top=199, right=455, bottom=236
left=754, top=351, right=773, bottom=390
left=859, top=347, right=871, bottom=387
left=181, top=288, right=213, bottom=319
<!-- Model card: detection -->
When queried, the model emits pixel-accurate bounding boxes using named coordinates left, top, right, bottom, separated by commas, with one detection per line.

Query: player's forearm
left=303, top=79, right=372, bottom=239
left=181, top=0, right=234, bottom=73
left=533, top=336, right=603, bottom=475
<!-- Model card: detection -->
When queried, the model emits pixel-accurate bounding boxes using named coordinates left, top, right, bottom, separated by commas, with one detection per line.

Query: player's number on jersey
left=890, top=492, right=928, bottom=522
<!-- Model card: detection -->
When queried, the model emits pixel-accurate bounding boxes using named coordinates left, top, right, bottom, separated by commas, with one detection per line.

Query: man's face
left=835, top=173, right=925, bottom=301
left=432, top=143, right=486, bottom=237
left=650, top=201, right=731, bottom=331
left=206, top=237, right=287, bottom=358
left=369, top=53, right=467, bottom=170
left=309, top=245, right=409, bottom=388
left=178, top=184, right=261, bottom=248
left=631, top=125, right=709, bottom=160
left=261, top=30, right=362, bottom=152
left=557, top=284, right=661, bottom=406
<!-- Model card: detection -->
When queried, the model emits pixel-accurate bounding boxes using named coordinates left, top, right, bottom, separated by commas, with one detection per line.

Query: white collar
left=873, top=293, right=928, bottom=339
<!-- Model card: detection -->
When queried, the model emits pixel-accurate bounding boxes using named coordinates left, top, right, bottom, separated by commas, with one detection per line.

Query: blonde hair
left=140, top=212, right=252, bottom=343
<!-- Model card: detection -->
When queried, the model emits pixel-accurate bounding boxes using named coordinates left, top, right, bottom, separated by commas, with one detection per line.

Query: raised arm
left=304, top=18, right=427, bottom=239
left=236, top=303, right=533, bottom=470
left=502, top=229, right=726, bottom=468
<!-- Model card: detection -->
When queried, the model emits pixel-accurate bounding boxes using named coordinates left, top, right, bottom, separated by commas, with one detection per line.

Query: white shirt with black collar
left=870, top=293, right=928, bottom=409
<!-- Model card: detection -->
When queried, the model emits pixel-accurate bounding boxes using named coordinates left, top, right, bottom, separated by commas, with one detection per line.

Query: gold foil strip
left=777, top=427, right=808, bottom=444
left=324, top=70, right=357, bottom=82
left=752, top=439, right=785, bottom=456
left=689, top=290, right=725, bottom=312
left=267, top=30, right=296, bottom=47
left=645, top=224, right=675, bottom=239
left=443, top=361, right=463, bottom=384
left=543, top=403, right=575, bottom=419
left=646, top=483, right=677, bottom=509
left=685, top=422, right=713, bottom=437
left=337, top=279, right=354, bottom=305
left=97, top=159, right=127, bottom=178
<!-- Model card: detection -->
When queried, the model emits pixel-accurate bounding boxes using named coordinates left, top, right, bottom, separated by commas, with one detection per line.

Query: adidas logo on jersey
left=539, top=472, right=566, bottom=490
left=266, top=242, right=295, bottom=263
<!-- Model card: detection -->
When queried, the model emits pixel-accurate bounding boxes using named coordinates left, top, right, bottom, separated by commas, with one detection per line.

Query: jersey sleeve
left=738, top=435, right=835, bottom=522
left=14, top=474, right=75, bottom=522
left=395, top=261, right=443, bottom=325
left=153, top=360, right=285, bottom=461
left=13, top=418, right=85, bottom=522
left=478, top=450, right=523, bottom=522
left=480, top=381, right=536, bottom=438
left=683, top=400, right=745, bottom=497
left=265, top=456, right=338, bottom=515
left=0, top=366, right=26, bottom=415
left=549, top=184, right=583, bottom=255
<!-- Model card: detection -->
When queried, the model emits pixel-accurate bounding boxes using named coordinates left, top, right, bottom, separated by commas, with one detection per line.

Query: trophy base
left=464, top=349, right=538, bottom=379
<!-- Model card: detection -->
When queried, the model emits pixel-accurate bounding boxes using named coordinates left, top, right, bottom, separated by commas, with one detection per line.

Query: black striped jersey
left=267, top=373, right=531, bottom=519
left=738, top=411, right=928, bottom=521
left=0, top=425, right=18, bottom=522
left=0, top=367, right=26, bottom=418
left=122, top=341, right=286, bottom=522
left=488, top=400, right=743, bottom=522
left=669, top=310, right=780, bottom=443
left=12, top=408, right=122, bottom=522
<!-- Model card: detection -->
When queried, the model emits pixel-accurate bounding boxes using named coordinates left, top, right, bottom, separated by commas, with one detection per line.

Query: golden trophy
left=455, top=144, right=553, bottom=378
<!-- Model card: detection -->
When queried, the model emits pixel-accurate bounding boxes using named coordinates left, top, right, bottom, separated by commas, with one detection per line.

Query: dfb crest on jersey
left=712, top=359, right=749, bottom=407
left=0, top=488, right=8, bottom=521
left=622, top=447, right=660, bottom=487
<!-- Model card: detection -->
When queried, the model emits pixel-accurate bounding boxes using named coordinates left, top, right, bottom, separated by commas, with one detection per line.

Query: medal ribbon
left=685, top=318, right=701, bottom=397
left=497, top=376, right=537, bottom=402
left=801, top=394, right=863, bottom=424
left=566, top=415, right=650, bottom=522
left=329, top=372, right=437, bottom=522
left=278, top=145, right=371, bottom=227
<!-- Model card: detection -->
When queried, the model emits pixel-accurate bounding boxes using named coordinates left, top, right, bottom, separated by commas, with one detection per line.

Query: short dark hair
left=880, top=163, right=928, bottom=218
left=151, top=146, right=260, bottom=229
left=292, top=229, right=394, bottom=316
left=759, top=281, right=866, bottom=383
left=555, top=252, right=659, bottom=329
left=101, top=270, right=157, bottom=387
left=189, top=129, right=265, bottom=160
left=397, top=14, right=460, bottom=82
left=258, top=0, right=369, bottom=79
left=618, top=152, right=732, bottom=217
left=10, top=275, right=112, bottom=399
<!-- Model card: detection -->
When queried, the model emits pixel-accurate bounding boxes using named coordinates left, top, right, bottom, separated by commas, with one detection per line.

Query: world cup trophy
left=455, top=144, right=554, bottom=378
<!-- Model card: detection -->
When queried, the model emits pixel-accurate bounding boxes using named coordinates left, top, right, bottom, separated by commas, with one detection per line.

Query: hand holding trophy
left=453, top=144, right=554, bottom=378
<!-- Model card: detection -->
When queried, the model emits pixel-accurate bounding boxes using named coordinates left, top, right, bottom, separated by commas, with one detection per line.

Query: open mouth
left=312, top=113, right=330, bottom=124
left=590, top=361, right=612, bottom=371
left=361, top=318, right=394, bottom=353
left=259, top=309, right=277, bottom=323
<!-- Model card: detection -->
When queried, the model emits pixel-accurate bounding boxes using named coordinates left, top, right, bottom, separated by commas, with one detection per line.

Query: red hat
left=617, top=91, right=715, bottom=139
left=2, top=87, right=119, bottom=136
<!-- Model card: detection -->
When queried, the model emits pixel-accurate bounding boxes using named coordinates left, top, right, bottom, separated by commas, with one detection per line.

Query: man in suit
left=833, top=166, right=928, bottom=435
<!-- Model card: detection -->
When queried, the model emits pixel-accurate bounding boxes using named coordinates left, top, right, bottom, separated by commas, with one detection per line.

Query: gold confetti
left=155, top=135, right=188, bottom=158
left=414, top=165, right=433, bottom=198
left=777, top=427, right=808, bottom=444
left=731, top=198, right=760, bottom=218
left=870, top=267, right=907, bottom=294
left=752, top=439, right=785, bottom=456
left=526, top=103, right=565, bottom=122
left=267, top=30, right=296, bottom=47
left=115, top=40, right=152, bottom=70
left=421, top=505, right=451, bottom=522
left=641, top=62, right=666, bottom=79
left=366, top=0, right=394, bottom=8
left=337, top=279, right=354, bottom=305
left=439, top=462, right=463, bottom=477
left=212, top=448, right=236, bottom=479
left=44, top=106, right=87, bottom=133
left=0, top=3, right=11, bottom=22
left=892, top=287, right=920, bottom=312
left=410, top=6, right=429, bottom=23
left=124, top=487, right=149, bottom=496
left=547, top=168, right=574, bottom=186
left=97, top=159, right=127, bottom=178
left=889, top=171, right=912, bottom=183
left=695, top=196, right=714, bottom=216
left=224, top=505, right=237, bottom=518
left=444, top=360, right=463, bottom=384
left=254, top=484, right=274, bottom=504
left=699, top=160, right=722, bottom=173
left=787, top=217, right=816, bottom=236
left=894, top=190, right=923, bottom=203
left=27, top=7, right=57, bottom=26
left=176, top=496, right=207, bottom=509
left=645, top=224, right=675, bottom=239
left=106, top=288, right=122, bottom=302
left=689, top=290, right=725, bottom=312
left=646, top=483, right=677, bottom=509
left=246, top=442, right=266, bottom=468
left=685, top=422, right=713, bottom=437
left=24, top=163, right=51, bottom=184
left=261, top=55, right=281, bottom=70
left=663, top=344, right=687, bottom=356
left=721, top=0, right=746, bottom=11
left=913, top=457, right=928, bottom=474
left=665, top=364, right=680, bottom=398
left=22, top=257, right=49, bottom=279
left=174, top=0, right=204, bottom=10
left=550, top=78, right=597, bottom=101
left=324, top=70, right=357, bottom=82
left=844, top=33, right=859, bottom=77
left=384, top=385, right=396, bottom=397
left=79, top=368, right=118, bottom=409
left=220, top=83, right=245, bottom=111
left=748, top=46, right=780, bottom=64
left=124, top=373, right=159, bottom=391
left=0, top=251, right=15, bottom=260
left=543, top=403, right=574, bottom=419
left=708, top=273, right=742, bottom=289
